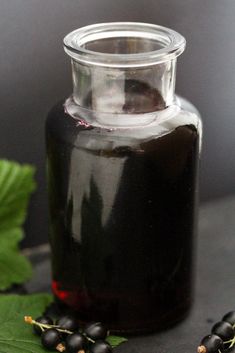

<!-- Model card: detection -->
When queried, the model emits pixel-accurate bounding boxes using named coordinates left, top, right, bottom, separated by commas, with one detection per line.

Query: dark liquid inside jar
left=46, top=80, right=199, bottom=333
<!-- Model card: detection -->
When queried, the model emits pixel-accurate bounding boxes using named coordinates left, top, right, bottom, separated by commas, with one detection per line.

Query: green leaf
left=0, top=294, right=52, bottom=353
left=0, top=160, right=36, bottom=230
left=0, top=160, right=36, bottom=290
left=106, top=335, right=128, bottom=348
left=0, top=229, right=33, bottom=290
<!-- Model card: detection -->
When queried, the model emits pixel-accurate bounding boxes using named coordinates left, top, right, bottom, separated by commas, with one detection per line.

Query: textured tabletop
left=25, top=195, right=235, bottom=353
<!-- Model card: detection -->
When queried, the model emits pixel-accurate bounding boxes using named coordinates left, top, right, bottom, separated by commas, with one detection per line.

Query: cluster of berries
left=25, top=315, right=112, bottom=353
left=197, top=311, right=235, bottom=353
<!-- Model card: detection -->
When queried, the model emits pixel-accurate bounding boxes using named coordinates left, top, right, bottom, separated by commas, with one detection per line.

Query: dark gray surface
left=25, top=195, right=235, bottom=352
left=1, top=0, right=235, bottom=246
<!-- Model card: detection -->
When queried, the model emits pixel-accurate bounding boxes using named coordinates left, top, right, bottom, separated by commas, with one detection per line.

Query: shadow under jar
left=46, top=22, right=202, bottom=334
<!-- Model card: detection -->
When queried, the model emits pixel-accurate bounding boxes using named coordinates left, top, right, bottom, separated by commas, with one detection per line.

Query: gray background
left=0, top=0, right=235, bottom=246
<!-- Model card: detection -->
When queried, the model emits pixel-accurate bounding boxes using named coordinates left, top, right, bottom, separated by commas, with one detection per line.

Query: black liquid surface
left=46, top=85, right=200, bottom=333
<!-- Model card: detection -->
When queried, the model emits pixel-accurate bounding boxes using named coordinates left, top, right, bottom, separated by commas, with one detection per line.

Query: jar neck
left=71, top=58, right=177, bottom=114
left=63, top=23, right=185, bottom=125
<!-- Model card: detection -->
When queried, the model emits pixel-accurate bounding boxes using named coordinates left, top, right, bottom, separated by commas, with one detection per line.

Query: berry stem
left=24, top=316, right=95, bottom=344
left=83, top=333, right=95, bottom=344
left=224, top=336, right=235, bottom=348
left=24, top=316, right=73, bottom=335
left=221, top=323, right=235, bottom=348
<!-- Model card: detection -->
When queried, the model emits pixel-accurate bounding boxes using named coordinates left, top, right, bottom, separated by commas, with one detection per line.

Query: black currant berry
left=198, top=334, right=224, bottom=353
left=90, top=340, right=113, bottom=353
left=56, top=315, right=79, bottom=331
left=66, top=333, right=86, bottom=353
left=84, top=322, right=108, bottom=340
left=223, top=311, right=235, bottom=326
left=33, top=316, right=53, bottom=336
left=212, top=321, right=234, bottom=348
left=41, top=329, right=61, bottom=350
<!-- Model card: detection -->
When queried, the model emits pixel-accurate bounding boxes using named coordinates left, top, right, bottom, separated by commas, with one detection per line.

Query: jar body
left=46, top=95, right=201, bottom=333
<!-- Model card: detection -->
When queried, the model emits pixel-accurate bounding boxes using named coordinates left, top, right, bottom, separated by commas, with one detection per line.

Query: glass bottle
left=46, top=22, right=202, bottom=334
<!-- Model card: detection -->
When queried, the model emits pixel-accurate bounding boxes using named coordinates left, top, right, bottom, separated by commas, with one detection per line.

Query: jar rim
left=63, top=22, right=186, bottom=68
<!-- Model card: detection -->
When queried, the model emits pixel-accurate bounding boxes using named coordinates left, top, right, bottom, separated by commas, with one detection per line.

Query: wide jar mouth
left=64, top=22, right=186, bottom=68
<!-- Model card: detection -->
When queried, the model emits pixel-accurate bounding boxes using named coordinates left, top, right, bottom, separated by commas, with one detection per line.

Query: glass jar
left=46, top=22, right=202, bottom=334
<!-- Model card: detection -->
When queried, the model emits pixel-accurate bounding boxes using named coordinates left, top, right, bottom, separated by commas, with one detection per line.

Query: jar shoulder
left=176, top=95, right=201, bottom=117
left=46, top=97, right=202, bottom=150
left=173, top=94, right=202, bottom=132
